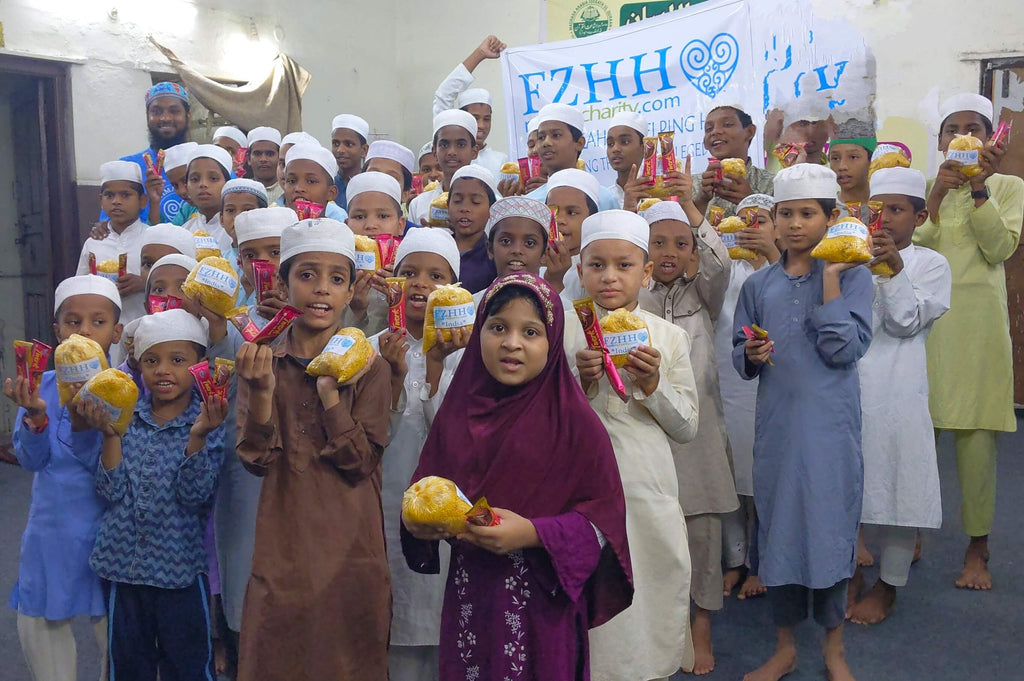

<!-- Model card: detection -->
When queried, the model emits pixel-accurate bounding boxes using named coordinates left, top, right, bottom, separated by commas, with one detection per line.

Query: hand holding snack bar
left=460, top=507, right=537, bottom=555
left=743, top=325, right=774, bottom=366
left=347, top=270, right=375, bottom=320
left=623, top=164, right=654, bottom=213
left=3, top=373, right=47, bottom=421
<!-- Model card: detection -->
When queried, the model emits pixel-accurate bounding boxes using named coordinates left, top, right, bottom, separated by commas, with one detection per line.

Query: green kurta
left=913, top=173, right=1024, bottom=432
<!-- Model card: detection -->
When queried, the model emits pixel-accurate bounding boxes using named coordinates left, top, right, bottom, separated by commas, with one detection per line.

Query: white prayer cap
left=53, top=274, right=122, bottom=315
left=281, top=131, right=318, bottom=148
left=331, top=114, right=370, bottom=139
left=773, top=164, right=838, bottom=203
left=285, top=143, right=338, bottom=180
left=100, top=161, right=143, bottom=186
left=235, top=206, right=297, bottom=245
left=544, top=168, right=600, bottom=209
left=527, top=117, right=540, bottom=134
left=221, top=178, right=269, bottom=205
left=457, top=88, right=492, bottom=109
left=536, top=103, right=585, bottom=134
left=213, top=126, right=247, bottom=148
left=485, top=197, right=552, bottom=237
left=939, top=93, right=993, bottom=126
left=417, top=142, right=435, bottom=163
left=141, top=223, right=197, bottom=258
left=451, top=165, right=499, bottom=200
left=737, top=194, right=776, bottom=212
left=150, top=253, right=199, bottom=276
left=163, top=142, right=199, bottom=172
left=580, top=210, right=650, bottom=254
left=188, top=144, right=232, bottom=175
left=644, top=201, right=689, bottom=226
left=346, top=171, right=402, bottom=206
left=134, top=308, right=208, bottom=358
left=608, top=111, right=648, bottom=136
left=870, top=167, right=927, bottom=201
left=280, top=218, right=356, bottom=266
left=393, top=227, right=461, bottom=278
left=366, top=140, right=415, bottom=175
left=246, top=126, right=281, bottom=147
left=432, top=110, right=478, bottom=139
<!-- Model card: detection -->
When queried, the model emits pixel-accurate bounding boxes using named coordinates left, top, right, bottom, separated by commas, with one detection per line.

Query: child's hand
left=116, top=273, right=144, bottom=297
left=868, top=231, right=904, bottom=275
left=737, top=226, right=781, bottom=262
left=623, top=345, right=661, bottom=396
left=541, top=238, right=573, bottom=286
left=89, top=221, right=110, bottom=240
left=523, top=175, right=548, bottom=194
left=823, top=260, right=864, bottom=276
left=932, top=160, right=970, bottom=195
left=378, top=329, right=410, bottom=380
left=236, top=342, right=275, bottom=392
left=622, top=165, right=653, bottom=212
left=369, top=266, right=394, bottom=297
left=475, top=35, right=506, bottom=60
left=715, top=170, right=753, bottom=205
left=191, top=396, right=228, bottom=438
left=348, top=271, right=374, bottom=318
left=660, top=155, right=694, bottom=202
left=427, top=327, right=471, bottom=363
left=255, top=288, right=287, bottom=321
left=401, top=515, right=454, bottom=542
left=70, top=397, right=118, bottom=437
left=700, top=160, right=721, bottom=197
left=459, top=508, right=538, bottom=555
left=973, top=145, right=1004, bottom=187
left=498, top=178, right=523, bottom=198
left=144, top=168, right=165, bottom=202
left=3, top=377, right=46, bottom=418
left=744, top=337, right=774, bottom=365
left=576, top=348, right=605, bottom=385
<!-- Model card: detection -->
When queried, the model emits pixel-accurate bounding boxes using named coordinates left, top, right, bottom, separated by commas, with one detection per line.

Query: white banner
left=502, top=0, right=762, bottom=185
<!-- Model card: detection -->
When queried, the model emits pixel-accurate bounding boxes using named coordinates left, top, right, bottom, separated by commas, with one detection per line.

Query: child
left=365, top=140, right=415, bottom=202
left=276, top=132, right=319, bottom=200
left=541, top=168, right=600, bottom=301
left=432, top=35, right=509, bottom=177
left=409, top=110, right=479, bottom=225
left=82, top=308, right=225, bottom=680
left=695, top=105, right=775, bottom=218
left=78, top=161, right=149, bottom=351
left=233, top=206, right=295, bottom=314
left=912, top=93, right=1023, bottom=590
left=640, top=198, right=737, bottom=675
left=828, top=119, right=876, bottom=207
left=371, top=228, right=461, bottom=681
left=343, top=171, right=406, bottom=334
left=140, top=223, right=197, bottom=284
left=479, top=196, right=553, bottom=303
left=4, top=275, right=122, bottom=681
left=526, top=116, right=540, bottom=156
left=330, top=114, right=369, bottom=210
left=213, top=126, right=247, bottom=161
left=403, top=272, right=632, bottom=681
left=417, top=142, right=444, bottom=187
left=733, top=164, right=871, bottom=681
left=234, top=217, right=391, bottom=680
left=526, top=104, right=619, bottom=210
left=283, top=142, right=349, bottom=220
left=184, top=144, right=233, bottom=251
left=164, top=141, right=199, bottom=226
left=564, top=210, right=700, bottom=680
left=605, top=112, right=648, bottom=208
left=448, top=165, right=499, bottom=292
left=245, top=126, right=283, bottom=204
left=847, top=167, right=950, bottom=625
left=716, top=194, right=779, bottom=600
left=220, top=179, right=270, bottom=285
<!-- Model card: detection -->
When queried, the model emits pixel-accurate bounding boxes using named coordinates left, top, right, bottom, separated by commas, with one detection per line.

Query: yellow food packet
left=402, top=476, right=473, bottom=535
left=193, top=230, right=221, bottom=260
left=719, top=215, right=758, bottom=261
left=810, top=218, right=872, bottom=263
left=428, top=192, right=449, bottom=227
left=599, top=308, right=651, bottom=366
left=73, top=368, right=139, bottom=435
left=182, top=256, right=240, bottom=317
left=946, top=133, right=984, bottom=177
left=305, top=328, right=374, bottom=384
left=354, top=234, right=381, bottom=272
left=54, top=334, right=109, bottom=405
left=423, top=284, right=475, bottom=353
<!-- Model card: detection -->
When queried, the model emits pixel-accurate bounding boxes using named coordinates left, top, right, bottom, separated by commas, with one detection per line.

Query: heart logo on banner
left=680, top=33, right=740, bottom=98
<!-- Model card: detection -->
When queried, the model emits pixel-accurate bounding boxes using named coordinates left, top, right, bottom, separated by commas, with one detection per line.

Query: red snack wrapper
left=229, top=305, right=302, bottom=344
left=148, top=294, right=168, bottom=313
left=708, top=205, right=726, bottom=228
left=707, top=157, right=724, bottom=182
left=155, top=149, right=165, bottom=174
left=213, top=358, right=235, bottom=392
left=742, top=324, right=774, bottom=366
left=548, top=206, right=561, bottom=242
left=466, top=497, right=502, bottom=527
left=118, top=253, right=128, bottom=279
left=166, top=295, right=183, bottom=310
left=412, top=173, right=424, bottom=195
left=376, top=235, right=402, bottom=269
left=14, top=341, right=32, bottom=382
left=233, top=147, right=248, bottom=178
left=386, top=277, right=407, bottom=332
left=142, top=151, right=155, bottom=175
left=640, top=137, right=658, bottom=185
left=659, top=132, right=677, bottom=175
left=518, top=157, right=532, bottom=181
left=15, top=340, right=51, bottom=392
left=528, top=154, right=542, bottom=179
left=189, top=361, right=218, bottom=402
left=251, top=260, right=277, bottom=303
left=88, top=252, right=97, bottom=276
left=989, top=120, right=1012, bottom=149
left=573, top=298, right=629, bottom=402
left=191, top=358, right=234, bottom=403
left=294, top=200, right=325, bottom=221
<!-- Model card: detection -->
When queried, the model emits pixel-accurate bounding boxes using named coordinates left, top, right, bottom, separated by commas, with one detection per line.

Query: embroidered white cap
left=644, top=201, right=689, bottom=226
left=366, top=140, right=415, bottom=175
left=221, top=178, right=269, bottom=205
left=485, top=197, right=552, bottom=237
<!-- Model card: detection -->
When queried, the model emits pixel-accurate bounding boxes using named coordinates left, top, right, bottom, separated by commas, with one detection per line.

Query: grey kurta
left=640, top=220, right=737, bottom=516
left=732, top=257, right=872, bottom=588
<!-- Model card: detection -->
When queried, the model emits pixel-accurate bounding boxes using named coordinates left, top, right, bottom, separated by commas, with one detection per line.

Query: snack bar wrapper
left=142, top=149, right=165, bottom=175
left=233, top=147, right=248, bottom=178
left=466, top=497, right=502, bottom=527
left=640, top=137, right=658, bottom=185
left=772, top=142, right=806, bottom=168
left=402, top=476, right=473, bottom=535
left=573, top=297, right=629, bottom=402
left=386, top=277, right=407, bottom=332
left=294, top=200, right=325, bottom=221
left=517, top=157, right=532, bottom=182
left=251, top=260, right=277, bottom=302
left=707, top=157, right=723, bottom=182
left=376, top=235, right=402, bottom=269
left=13, top=341, right=32, bottom=384
left=14, top=339, right=51, bottom=394
left=147, top=295, right=182, bottom=313
left=55, top=334, right=108, bottom=405
left=548, top=206, right=561, bottom=241
left=228, top=305, right=302, bottom=344
left=810, top=218, right=872, bottom=263
left=412, top=173, right=424, bottom=196
left=528, top=155, right=542, bottom=180
left=659, top=132, right=677, bottom=174
left=708, top=205, right=726, bottom=228
left=742, top=324, right=774, bottom=366
left=189, top=358, right=234, bottom=403
left=988, top=121, right=1012, bottom=149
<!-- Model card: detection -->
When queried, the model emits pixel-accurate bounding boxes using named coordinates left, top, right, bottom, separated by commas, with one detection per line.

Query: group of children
left=3, top=29, right=1022, bottom=681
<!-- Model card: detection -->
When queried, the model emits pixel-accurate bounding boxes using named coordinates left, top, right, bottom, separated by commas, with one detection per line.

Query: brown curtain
left=149, top=37, right=311, bottom=133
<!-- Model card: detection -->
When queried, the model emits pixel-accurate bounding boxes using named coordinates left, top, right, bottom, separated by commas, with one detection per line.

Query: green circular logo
left=570, top=0, right=613, bottom=38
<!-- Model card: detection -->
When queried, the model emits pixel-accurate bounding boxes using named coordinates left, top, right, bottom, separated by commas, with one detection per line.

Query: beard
left=148, top=126, right=190, bottom=151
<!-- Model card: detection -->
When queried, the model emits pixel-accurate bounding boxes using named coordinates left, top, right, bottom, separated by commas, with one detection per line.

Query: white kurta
left=859, top=244, right=950, bottom=529
left=564, top=307, right=698, bottom=679
left=408, top=185, right=443, bottom=226
left=471, top=146, right=508, bottom=180
left=185, top=212, right=233, bottom=253
left=606, top=183, right=625, bottom=209
left=712, top=259, right=767, bottom=497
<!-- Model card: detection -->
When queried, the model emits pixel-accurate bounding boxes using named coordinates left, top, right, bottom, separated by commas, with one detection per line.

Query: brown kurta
left=236, top=330, right=392, bottom=681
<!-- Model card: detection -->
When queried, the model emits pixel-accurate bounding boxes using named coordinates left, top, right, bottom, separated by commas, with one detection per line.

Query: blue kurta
left=8, top=371, right=107, bottom=620
left=732, top=257, right=872, bottom=589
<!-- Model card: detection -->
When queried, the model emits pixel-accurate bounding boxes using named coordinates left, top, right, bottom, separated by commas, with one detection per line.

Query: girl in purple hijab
left=402, top=272, right=633, bottom=681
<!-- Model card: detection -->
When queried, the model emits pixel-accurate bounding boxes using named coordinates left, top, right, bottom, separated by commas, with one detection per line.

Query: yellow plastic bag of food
left=637, top=198, right=662, bottom=217
left=719, top=215, right=758, bottom=261
left=353, top=235, right=381, bottom=272
left=73, top=368, right=139, bottom=435
left=811, top=218, right=872, bottom=263
left=428, top=192, right=449, bottom=227
left=423, top=284, right=475, bottom=353
left=499, top=162, right=520, bottom=184
left=193, top=230, right=221, bottom=260
left=305, top=327, right=374, bottom=384
left=402, top=476, right=473, bottom=535
left=182, top=256, right=240, bottom=317
left=599, top=308, right=651, bottom=366
left=54, top=334, right=109, bottom=405
left=721, top=157, right=747, bottom=178
left=868, top=151, right=911, bottom=178
left=946, top=133, right=984, bottom=177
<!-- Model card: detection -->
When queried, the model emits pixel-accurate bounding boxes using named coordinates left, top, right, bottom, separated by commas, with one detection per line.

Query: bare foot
left=912, top=534, right=922, bottom=564
left=724, top=566, right=745, bottom=596
left=738, top=573, right=767, bottom=599
left=856, top=529, right=874, bottom=567
left=845, top=568, right=864, bottom=618
left=955, top=538, right=991, bottom=590
left=214, top=638, right=229, bottom=676
left=823, top=632, right=856, bottom=681
left=849, top=580, right=896, bottom=625
left=690, top=608, right=715, bottom=675
left=743, top=644, right=796, bottom=681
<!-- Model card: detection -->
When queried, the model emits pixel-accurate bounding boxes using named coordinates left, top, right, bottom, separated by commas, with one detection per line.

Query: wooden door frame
left=981, top=56, right=1024, bottom=102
